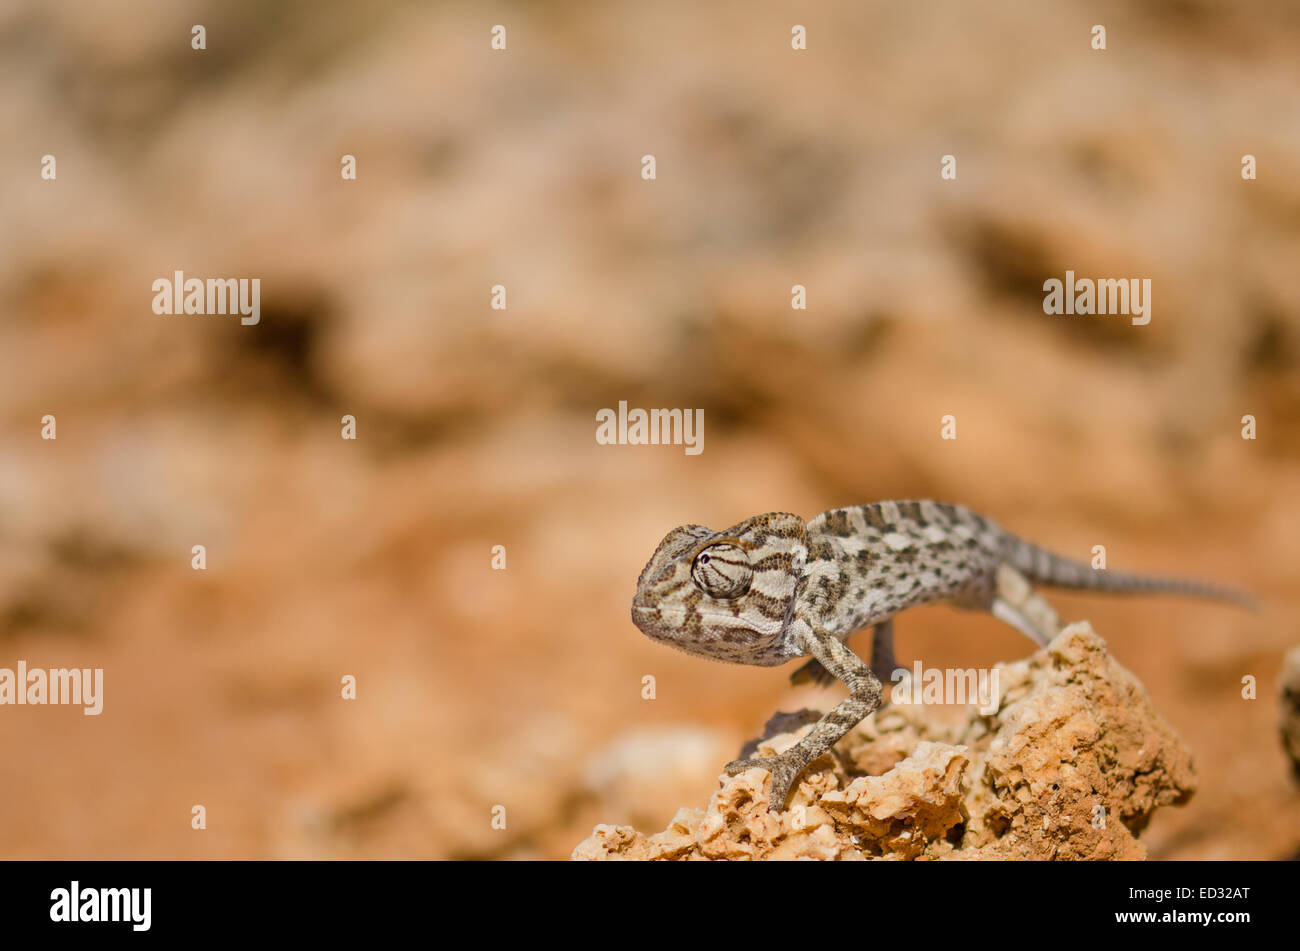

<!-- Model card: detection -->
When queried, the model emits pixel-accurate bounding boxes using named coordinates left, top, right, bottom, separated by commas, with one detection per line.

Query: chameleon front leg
left=869, top=618, right=898, bottom=683
left=789, top=619, right=898, bottom=687
left=726, top=622, right=883, bottom=810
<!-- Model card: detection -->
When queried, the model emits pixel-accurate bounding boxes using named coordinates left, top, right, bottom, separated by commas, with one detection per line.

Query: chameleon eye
left=691, top=543, right=753, bottom=599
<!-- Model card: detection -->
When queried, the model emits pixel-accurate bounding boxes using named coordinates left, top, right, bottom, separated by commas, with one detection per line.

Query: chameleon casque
left=631, top=500, right=1252, bottom=810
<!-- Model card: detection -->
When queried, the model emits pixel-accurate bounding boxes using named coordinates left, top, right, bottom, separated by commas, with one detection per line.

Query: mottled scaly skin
left=631, top=499, right=1252, bottom=810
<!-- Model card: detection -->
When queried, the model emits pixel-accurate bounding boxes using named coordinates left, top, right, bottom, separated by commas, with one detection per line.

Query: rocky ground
left=575, top=624, right=1199, bottom=860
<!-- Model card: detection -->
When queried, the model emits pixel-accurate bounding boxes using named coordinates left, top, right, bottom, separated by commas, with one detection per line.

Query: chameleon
left=630, top=500, right=1254, bottom=810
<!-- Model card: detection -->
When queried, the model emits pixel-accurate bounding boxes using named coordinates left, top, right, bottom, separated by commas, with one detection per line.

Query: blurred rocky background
left=0, top=0, right=1297, bottom=858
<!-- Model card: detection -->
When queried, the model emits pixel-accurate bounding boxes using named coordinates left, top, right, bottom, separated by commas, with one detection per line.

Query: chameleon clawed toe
left=724, top=755, right=803, bottom=810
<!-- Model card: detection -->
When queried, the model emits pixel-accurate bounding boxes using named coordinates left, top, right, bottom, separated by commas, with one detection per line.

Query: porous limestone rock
left=573, top=622, right=1196, bottom=860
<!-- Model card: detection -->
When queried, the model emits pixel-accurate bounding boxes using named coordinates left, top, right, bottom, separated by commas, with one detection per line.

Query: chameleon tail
left=1003, top=537, right=1259, bottom=612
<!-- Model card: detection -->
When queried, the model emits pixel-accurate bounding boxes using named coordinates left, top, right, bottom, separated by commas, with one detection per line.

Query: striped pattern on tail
left=1002, top=536, right=1258, bottom=611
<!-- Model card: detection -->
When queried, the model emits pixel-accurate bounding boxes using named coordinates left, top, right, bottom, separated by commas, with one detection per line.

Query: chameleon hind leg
left=990, top=563, right=1061, bottom=646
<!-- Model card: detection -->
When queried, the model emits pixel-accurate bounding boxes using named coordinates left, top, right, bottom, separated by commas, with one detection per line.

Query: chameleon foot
left=723, top=754, right=804, bottom=811
left=737, top=709, right=824, bottom=759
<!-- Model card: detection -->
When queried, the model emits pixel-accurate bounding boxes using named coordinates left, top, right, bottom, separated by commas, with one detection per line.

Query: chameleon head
left=630, top=512, right=807, bottom=666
